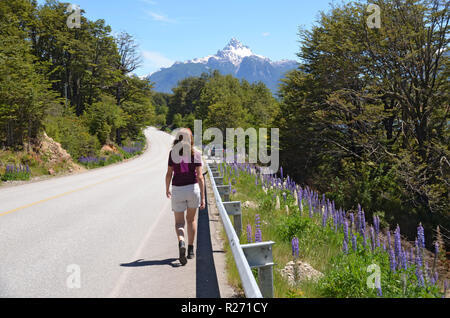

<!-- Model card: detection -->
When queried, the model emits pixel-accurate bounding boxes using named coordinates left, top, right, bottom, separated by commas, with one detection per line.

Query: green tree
left=0, top=0, right=57, bottom=149
left=278, top=0, right=449, bottom=243
left=83, top=95, right=126, bottom=145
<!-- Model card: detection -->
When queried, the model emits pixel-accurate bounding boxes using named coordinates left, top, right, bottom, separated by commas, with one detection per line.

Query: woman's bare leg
left=174, top=211, right=186, bottom=242
left=186, top=208, right=198, bottom=246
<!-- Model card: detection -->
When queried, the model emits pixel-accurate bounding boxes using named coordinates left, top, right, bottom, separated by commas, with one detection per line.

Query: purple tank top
left=168, top=150, right=202, bottom=186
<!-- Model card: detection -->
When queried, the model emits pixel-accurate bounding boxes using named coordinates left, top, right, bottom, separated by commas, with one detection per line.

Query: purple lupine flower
left=386, top=230, right=392, bottom=250
left=370, top=226, right=375, bottom=252
left=430, top=275, right=436, bottom=286
left=376, top=230, right=381, bottom=248
left=362, top=230, right=367, bottom=249
left=360, top=209, right=366, bottom=236
left=280, top=166, right=283, bottom=181
left=255, top=214, right=261, bottom=226
left=282, top=192, right=287, bottom=203
left=434, top=242, right=440, bottom=256
left=425, top=261, right=430, bottom=280
left=308, top=197, right=313, bottom=218
left=255, top=215, right=262, bottom=243
left=292, top=237, right=299, bottom=258
left=356, top=204, right=362, bottom=230
left=430, top=272, right=438, bottom=285
left=415, top=239, right=423, bottom=268
left=409, top=248, right=414, bottom=266
left=401, top=248, right=408, bottom=270
left=322, top=207, right=328, bottom=228
left=349, top=213, right=354, bottom=233
left=343, top=238, right=348, bottom=254
left=389, top=248, right=396, bottom=272
left=394, top=225, right=402, bottom=260
left=298, top=190, right=303, bottom=214
left=352, top=234, right=357, bottom=251
left=416, top=268, right=425, bottom=287
left=377, top=286, right=383, bottom=297
left=255, top=228, right=262, bottom=243
left=246, top=224, right=253, bottom=244
left=343, top=219, right=349, bottom=244
left=417, top=223, right=425, bottom=249
left=373, top=215, right=380, bottom=248
left=375, top=215, right=380, bottom=235
left=434, top=242, right=440, bottom=272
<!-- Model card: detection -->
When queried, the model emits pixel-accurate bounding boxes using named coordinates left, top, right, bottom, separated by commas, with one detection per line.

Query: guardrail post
left=258, top=266, right=274, bottom=299
left=216, top=185, right=230, bottom=202
left=214, top=176, right=224, bottom=185
left=241, top=242, right=275, bottom=298
left=223, top=201, right=242, bottom=238
left=210, top=167, right=218, bottom=173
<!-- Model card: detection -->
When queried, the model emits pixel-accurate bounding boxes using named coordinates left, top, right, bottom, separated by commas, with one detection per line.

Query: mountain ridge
left=147, top=38, right=298, bottom=94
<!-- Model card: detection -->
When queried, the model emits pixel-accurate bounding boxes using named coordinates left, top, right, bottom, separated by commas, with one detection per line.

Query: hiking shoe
left=187, top=245, right=195, bottom=260
left=179, top=241, right=187, bottom=266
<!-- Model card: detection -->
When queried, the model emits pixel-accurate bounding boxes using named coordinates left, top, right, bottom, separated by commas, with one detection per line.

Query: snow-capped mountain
left=147, top=38, right=298, bottom=94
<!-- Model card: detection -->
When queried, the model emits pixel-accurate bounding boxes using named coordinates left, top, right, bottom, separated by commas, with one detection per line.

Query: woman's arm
left=166, top=166, right=174, bottom=198
left=196, top=166, right=206, bottom=210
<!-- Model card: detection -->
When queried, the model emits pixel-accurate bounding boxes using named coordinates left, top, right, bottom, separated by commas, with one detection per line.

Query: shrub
left=44, top=112, right=101, bottom=160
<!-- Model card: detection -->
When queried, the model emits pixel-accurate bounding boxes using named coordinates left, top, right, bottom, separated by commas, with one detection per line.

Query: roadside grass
left=78, top=138, right=147, bottom=170
left=1, top=137, right=147, bottom=184
left=222, top=166, right=337, bottom=298
left=217, top=162, right=446, bottom=298
left=0, top=149, right=63, bottom=182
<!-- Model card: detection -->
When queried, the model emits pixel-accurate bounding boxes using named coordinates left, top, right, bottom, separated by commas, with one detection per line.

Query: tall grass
left=218, top=161, right=447, bottom=298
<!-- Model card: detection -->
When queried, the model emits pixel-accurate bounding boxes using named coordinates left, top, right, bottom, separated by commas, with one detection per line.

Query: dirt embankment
left=0, top=132, right=86, bottom=188
left=37, top=132, right=85, bottom=175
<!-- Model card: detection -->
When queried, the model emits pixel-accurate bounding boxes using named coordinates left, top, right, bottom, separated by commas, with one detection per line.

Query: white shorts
left=171, top=183, right=201, bottom=213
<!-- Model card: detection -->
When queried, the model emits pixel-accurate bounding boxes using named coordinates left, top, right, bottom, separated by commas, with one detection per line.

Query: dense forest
left=0, top=0, right=155, bottom=161
left=153, top=70, right=279, bottom=133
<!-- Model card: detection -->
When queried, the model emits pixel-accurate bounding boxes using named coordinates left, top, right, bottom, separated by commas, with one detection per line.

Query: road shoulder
left=204, top=163, right=239, bottom=298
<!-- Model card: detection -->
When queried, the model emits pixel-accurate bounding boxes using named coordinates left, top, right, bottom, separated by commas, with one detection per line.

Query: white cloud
left=262, top=32, right=271, bottom=37
left=139, top=0, right=157, bottom=5
left=146, top=10, right=176, bottom=23
left=141, top=50, right=174, bottom=74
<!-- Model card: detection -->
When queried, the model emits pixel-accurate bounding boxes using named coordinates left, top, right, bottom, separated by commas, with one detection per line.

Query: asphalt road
left=0, top=127, right=201, bottom=298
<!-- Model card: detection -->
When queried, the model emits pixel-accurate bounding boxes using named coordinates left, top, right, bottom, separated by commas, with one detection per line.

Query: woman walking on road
left=165, top=128, right=206, bottom=266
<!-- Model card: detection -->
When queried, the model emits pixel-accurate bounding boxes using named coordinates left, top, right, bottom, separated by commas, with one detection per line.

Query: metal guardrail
left=206, top=157, right=275, bottom=298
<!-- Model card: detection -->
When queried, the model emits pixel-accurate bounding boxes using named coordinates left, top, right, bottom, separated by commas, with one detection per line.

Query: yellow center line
left=0, top=165, right=153, bottom=217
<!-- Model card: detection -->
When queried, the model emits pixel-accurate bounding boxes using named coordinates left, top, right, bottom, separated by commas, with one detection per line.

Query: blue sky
left=38, top=0, right=346, bottom=76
